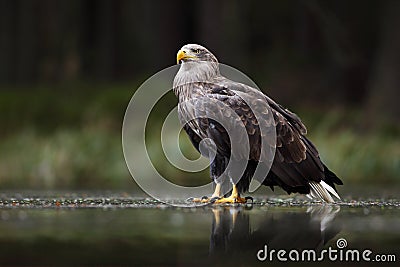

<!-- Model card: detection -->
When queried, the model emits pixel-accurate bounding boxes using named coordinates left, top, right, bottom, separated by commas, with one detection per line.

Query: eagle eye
left=191, top=48, right=201, bottom=54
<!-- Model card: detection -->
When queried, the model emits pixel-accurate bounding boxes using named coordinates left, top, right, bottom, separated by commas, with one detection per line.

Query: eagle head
left=173, top=44, right=220, bottom=98
left=177, top=44, right=218, bottom=64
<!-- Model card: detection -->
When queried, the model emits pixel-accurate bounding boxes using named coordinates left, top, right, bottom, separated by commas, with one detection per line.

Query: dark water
left=0, top=191, right=399, bottom=266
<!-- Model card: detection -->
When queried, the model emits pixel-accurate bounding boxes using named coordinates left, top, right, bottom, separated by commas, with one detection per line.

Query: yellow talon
left=213, top=196, right=247, bottom=204
left=188, top=183, right=222, bottom=203
left=189, top=197, right=212, bottom=203
left=188, top=184, right=251, bottom=204
left=213, top=184, right=247, bottom=204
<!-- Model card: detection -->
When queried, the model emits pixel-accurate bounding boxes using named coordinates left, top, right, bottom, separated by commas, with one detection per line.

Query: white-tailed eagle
left=173, top=44, right=342, bottom=204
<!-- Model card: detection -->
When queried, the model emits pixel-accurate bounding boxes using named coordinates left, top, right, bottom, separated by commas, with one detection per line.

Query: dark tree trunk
left=95, top=0, right=116, bottom=80
left=366, top=0, right=400, bottom=127
left=16, top=0, right=38, bottom=83
left=0, top=0, right=17, bottom=84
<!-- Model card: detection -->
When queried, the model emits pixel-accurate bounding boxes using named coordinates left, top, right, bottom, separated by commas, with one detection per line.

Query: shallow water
left=0, top=191, right=399, bottom=266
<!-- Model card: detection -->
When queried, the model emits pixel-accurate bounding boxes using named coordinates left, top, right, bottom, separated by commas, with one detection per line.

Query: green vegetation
left=308, top=118, right=400, bottom=185
left=0, top=83, right=135, bottom=189
left=0, top=84, right=398, bottom=189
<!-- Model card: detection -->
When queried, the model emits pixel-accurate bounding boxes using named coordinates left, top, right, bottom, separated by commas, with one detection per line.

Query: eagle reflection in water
left=208, top=205, right=341, bottom=262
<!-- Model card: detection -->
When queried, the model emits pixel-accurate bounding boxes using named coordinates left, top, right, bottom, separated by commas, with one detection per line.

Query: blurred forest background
left=0, top=0, right=399, bottom=190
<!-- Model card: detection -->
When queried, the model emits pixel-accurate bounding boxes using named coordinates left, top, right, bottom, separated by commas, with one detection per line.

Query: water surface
left=0, top=191, right=398, bottom=266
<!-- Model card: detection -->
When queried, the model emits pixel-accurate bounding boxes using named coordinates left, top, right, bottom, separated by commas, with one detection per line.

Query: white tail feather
left=307, top=181, right=341, bottom=203
left=320, top=181, right=341, bottom=200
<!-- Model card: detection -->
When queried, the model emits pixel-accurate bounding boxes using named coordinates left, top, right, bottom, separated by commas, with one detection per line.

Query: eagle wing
left=179, top=80, right=275, bottom=161
left=179, top=79, right=342, bottom=198
left=265, top=96, right=342, bottom=194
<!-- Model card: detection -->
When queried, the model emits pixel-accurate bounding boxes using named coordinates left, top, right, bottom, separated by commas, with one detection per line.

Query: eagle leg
left=213, top=184, right=247, bottom=204
left=187, top=183, right=222, bottom=203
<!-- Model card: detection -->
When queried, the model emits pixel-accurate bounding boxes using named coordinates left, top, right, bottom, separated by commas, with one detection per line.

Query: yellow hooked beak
left=177, top=49, right=196, bottom=64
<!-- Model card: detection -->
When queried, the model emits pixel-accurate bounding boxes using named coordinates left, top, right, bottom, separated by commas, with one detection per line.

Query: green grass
left=0, top=84, right=398, bottom=189
left=0, top=127, right=131, bottom=189
left=311, top=128, right=400, bottom=185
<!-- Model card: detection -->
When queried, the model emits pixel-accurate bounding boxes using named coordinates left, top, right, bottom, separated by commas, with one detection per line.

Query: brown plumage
left=173, top=44, right=343, bottom=203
